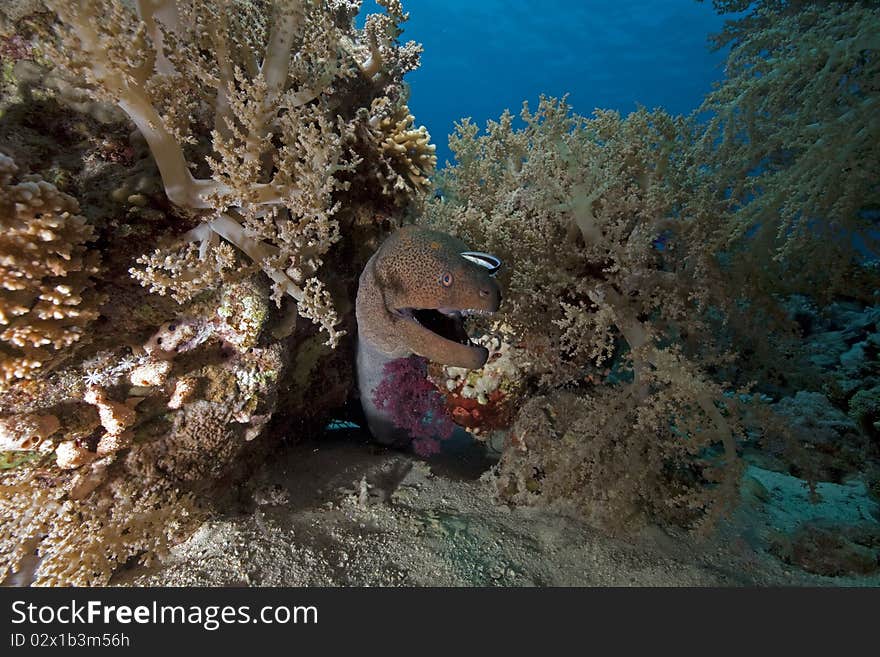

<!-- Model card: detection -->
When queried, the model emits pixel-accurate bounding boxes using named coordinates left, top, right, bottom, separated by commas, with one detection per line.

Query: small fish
left=460, top=251, right=502, bottom=275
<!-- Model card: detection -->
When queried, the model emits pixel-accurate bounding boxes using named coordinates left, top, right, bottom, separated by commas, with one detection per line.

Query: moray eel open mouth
left=356, top=227, right=504, bottom=443
left=357, top=226, right=502, bottom=371
left=396, top=307, right=494, bottom=348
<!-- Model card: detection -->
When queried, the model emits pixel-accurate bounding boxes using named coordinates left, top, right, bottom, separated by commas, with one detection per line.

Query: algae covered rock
left=770, top=391, right=867, bottom=481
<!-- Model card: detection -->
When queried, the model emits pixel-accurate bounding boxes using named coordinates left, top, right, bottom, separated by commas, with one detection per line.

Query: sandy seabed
left=111, top=432, right=880, bottom=587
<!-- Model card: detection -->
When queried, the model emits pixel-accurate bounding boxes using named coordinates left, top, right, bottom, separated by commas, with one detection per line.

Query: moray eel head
left=371, top=226, right=502, bottom=369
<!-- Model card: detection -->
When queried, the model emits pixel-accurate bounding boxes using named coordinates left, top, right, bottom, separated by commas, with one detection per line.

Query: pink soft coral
left=371, top=356, right=456, bottom=456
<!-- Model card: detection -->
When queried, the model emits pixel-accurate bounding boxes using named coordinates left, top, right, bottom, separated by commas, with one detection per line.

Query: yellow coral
left=0, top=153, right=102, bottom=385
left=373, top=102, right=436, bottom=198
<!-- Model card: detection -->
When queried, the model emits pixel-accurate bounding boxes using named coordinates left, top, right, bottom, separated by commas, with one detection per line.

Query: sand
left=112, top=431, right=880, bottom=587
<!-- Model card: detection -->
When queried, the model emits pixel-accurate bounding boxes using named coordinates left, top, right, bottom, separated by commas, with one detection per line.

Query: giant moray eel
left=356, top=226, right=502, bottom=445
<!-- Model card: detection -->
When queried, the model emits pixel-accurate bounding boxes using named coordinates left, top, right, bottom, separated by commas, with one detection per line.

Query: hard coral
left=849, top=386, right=880, bottom=440
left=0, top=153, right=102, bottom=385
left=363, top=100, right=436, bottom=204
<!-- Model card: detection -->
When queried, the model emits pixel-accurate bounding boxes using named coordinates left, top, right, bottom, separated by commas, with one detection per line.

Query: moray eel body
left=356, top=226, right=502, bottom=445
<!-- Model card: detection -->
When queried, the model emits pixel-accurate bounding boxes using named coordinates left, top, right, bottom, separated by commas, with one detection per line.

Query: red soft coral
left=372, top=356, right=456, bottom=456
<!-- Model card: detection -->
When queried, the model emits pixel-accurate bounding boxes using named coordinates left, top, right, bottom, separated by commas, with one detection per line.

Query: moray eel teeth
left=395, top=306, right=496, bottom=349
left=407, top=307, right=472, bottom=346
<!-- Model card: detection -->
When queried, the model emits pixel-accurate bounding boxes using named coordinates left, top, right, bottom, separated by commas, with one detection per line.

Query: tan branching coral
left=0, top=0, right=431, bottom=586
left=425, top=97, right=746, bottom=530
left=427, top=99, right=722, bottom=385
left=30, top=0, right=429, bottom=346
left=0, top=460, right=203, bottom=586
left=366, top=100, right=436, bottom=201
left=0, top=153, right=102, bottom=385
left=349, top=0, right=423, bottom=83
left=130, top=240, right=239, bottom=305
left=697, top=2, right=880, bottom=302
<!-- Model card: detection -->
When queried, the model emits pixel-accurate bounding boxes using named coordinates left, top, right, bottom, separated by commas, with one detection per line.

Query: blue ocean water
left=360, top=0, right=732, bottom=166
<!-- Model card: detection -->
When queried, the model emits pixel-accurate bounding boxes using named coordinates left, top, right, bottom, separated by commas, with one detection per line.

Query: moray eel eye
left=440, top=272, right=454, bottom=287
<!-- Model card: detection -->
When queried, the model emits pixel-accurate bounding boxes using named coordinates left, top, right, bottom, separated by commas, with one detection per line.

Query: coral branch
left=38, top=0, right=430, bottom=344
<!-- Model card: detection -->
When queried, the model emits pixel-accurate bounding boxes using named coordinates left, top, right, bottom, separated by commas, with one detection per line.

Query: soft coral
left=371, top=355, right=456, bottom=457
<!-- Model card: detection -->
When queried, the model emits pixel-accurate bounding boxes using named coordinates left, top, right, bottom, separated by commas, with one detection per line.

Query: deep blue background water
left=359, top=0, right=732, bottom=167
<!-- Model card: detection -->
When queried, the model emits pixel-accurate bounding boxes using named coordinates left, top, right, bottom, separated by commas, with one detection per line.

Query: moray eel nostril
left=355, top=225, right=503, bottom=445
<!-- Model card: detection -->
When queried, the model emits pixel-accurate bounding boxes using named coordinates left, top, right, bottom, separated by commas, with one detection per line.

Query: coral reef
left=0, top=0, right=434, bottom=586
left=420, top=1, right=880, bottom=541
left=0, top=0, right=876, bottom=586
left=153, top=400, right=247, bottom=482
left=424, top=98, right=748, bottom=531
left=769, top=521, right=880, bottom=577
left=697, top=1, right=880, bottom=304
left=10, top=0, right=432, bottom=346
left=0, top=270, right=289, bottom=584
left=0, top=413, right=59, bottom=451
left=0, top=153, right=102, bottom=384
left=768, top=391, right=866, bottom=482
